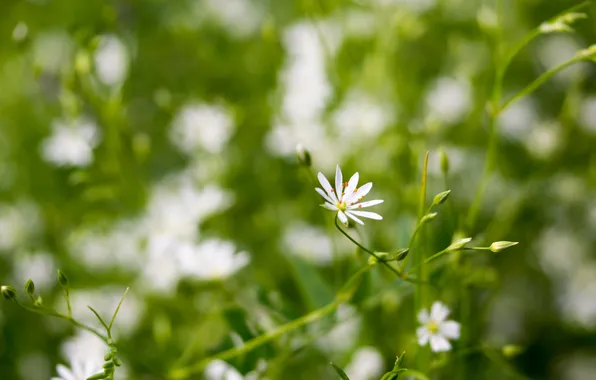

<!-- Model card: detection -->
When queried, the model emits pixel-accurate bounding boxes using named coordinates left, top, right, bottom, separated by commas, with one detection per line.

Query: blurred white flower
left=266, top=21, right=342, bottom=168
left=204, top=359, right=243, bottom=380
left=60, top=331, right=106, bottom=375
left=282, top=223, right=334, bottom=265
left=13, top=251, right=55, bottom=289
left=315, top=305, right=361, bottom=355
left=417, top=301, right=460, bottom=352
left=537, top=35, right=585, bottom=84
left=32, top=31, right=74, bottom=73
left=344, top=347, right=384, bottom=380
left=0, top=200, right=41, bottom=252
left=51, top=361, right=101, bottom=380
left=177, top=239, right=250, bottom=281
left=525, top=122, right=562, bottom=160
left=316, top=165, right=383, bottom=225
left=425, top=77, right=471, bottom=125
left=12, top=22, right=28, bottom=41
left=40, top=117, right=101, bottom=167
left=94, top=35, right=130, bottom=87
left=203, top=0, right=264, bottom=39
left=170, top=103, right=235, bottom=154
left=332, top=90, right=395, bottom=142
left=498, top=97, right=537, bottom=141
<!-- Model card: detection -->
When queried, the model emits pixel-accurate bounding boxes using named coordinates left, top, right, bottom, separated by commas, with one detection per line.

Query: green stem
left=168, top=264, right=374, bottom=380
left=109, top=287, right=129, bottom=332
left=414, top=152, right=429, bottom=309
left=15, top=300, right=108, bottom=342
left=64, top=288, right=72, bottom=319
left=334, top=217, right=403, bottom=278
left=500, top=56, right=586, bottom=112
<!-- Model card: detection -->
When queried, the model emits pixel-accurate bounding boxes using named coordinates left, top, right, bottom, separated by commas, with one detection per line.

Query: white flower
left=316, top=165, right=383, bottom=225
left=416, top=301, right=461, bottom=352
left=51, top=360, right=101, bottom=380
left=94, top=34, right=129, bottom=87
left=204, top=359, right=244, bottom=380
left=40, top=117, right=101, bottom=167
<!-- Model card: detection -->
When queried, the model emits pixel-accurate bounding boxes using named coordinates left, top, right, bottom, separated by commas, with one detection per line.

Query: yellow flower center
left=426, top=321, right=439, bottom=334
left=336, top=201, right=347, bottom=211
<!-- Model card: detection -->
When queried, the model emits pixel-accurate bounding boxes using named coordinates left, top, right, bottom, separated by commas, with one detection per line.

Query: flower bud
left=502, top=344, right=524, bottom=358
left=104, top=353, right=113, bottom=361
left=421, top=212, right=438, bottom=224
left=391, top=248, right=409, bottom=261
left=57, top=270, right=69, bottom=287
left=432, top=190, right=451, bottom=206
left=34, top=295, right=43, bottom=307
left=1, top=285, right=17, bottom=301
left=102, top=362, right=114, bottom=369
left=295, top=144, right=311, bottom=167
left=489, top=241, right=519, bottom=252
left=440, top=150, right=449, bottom=174
left=86, top=372, right=108, bottom=380
left=25, top=279, right=35, bottom=297
left=113, top=358, right=122, bottom=367
left=369, top=252, right=388, bottom=264
left=447, top=237, right=472, bottom=251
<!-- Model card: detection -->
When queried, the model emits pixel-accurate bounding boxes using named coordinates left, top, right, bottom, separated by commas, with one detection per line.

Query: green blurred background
left=1, top=0, right=596, bottom=379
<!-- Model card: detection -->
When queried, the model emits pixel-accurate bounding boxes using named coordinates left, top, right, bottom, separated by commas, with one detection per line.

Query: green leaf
left=330, top=363, right=350, bottom=380
left=285, top=255, right=334, bottom=310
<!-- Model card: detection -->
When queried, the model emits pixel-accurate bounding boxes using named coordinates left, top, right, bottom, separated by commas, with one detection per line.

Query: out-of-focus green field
left=1, top=0, right=596, bottom=379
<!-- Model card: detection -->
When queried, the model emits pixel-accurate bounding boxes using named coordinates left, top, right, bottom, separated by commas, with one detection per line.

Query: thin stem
left=88, top=306, right=110, bottom=333
left=64, top=288, right=72, bottom=319
left=109, top=287, right=129, bottom=332
left=414, top=152, right=429, bottom=308
left=15, top=300, right=108, bottom=342
left=168, top=264, right=374, bottom=380
left=334, top=217, right=404, bottom=278
left=500, top=56, right=586, bottom=112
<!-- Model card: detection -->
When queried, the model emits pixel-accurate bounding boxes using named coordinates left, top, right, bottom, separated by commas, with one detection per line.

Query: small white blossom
left=40, top=117, right=101, bottom=167
left=316, top=165, right=383, bottom=225
left=51, top=360, right=101, bottom=380
left=417, top=301, right=461, bottom=352
left=204, top=360, right=243, bottom=380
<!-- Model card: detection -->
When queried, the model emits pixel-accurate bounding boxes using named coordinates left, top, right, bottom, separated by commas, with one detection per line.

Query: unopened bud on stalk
left=57, top=270, right=69, bottom=287
left=447, top=237, right=472, bottom=251
left=369, top=252, right=388, bottom=264
left=25, top=279, right=35, bottom=297
left=502, top=344, right=524, bottom=358
left=489, top=241, right=519, bottom=252
left=440, top=150, right=449, bottom=174
left=1, top=285, right=17, bottom=301
left=86, top=372, right=108, bottom=380
left=421, top=212, right=438, bottom=224
left=296, top=144, right=311, bottom=167
left=392, top=248, right=409, bottom=261
left=432, top=190, right=451, bottom=206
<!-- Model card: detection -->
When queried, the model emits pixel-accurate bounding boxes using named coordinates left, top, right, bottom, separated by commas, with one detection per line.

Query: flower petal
left=440, top=321, right=461, bottom=339
left=337, top=210, right=348, bottom=225
left=343, top=172, right=359, bottom=202
left=335, top=165, right=343, bottom=199
left=347, top=182, right=372, bottom=204
left=417, top=308, right=430, bottom=324
left=430, top=335, right=452, bottom=352
left=317, top=172, right=338, bottom=203
left=416, top=326, right=430, bottom=345
left=321, top=203, right=337, bottom=211
left=345, top=211, right=364, bottom=225
left=347, top=210, right=382, bottom=220
left=56, top=365, right=75, bottom=380
left=315, top=187, right=334, bottom=204
left=430, top=301, right=450, bottom=322
left=348, top=199, right=384, bottom=209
